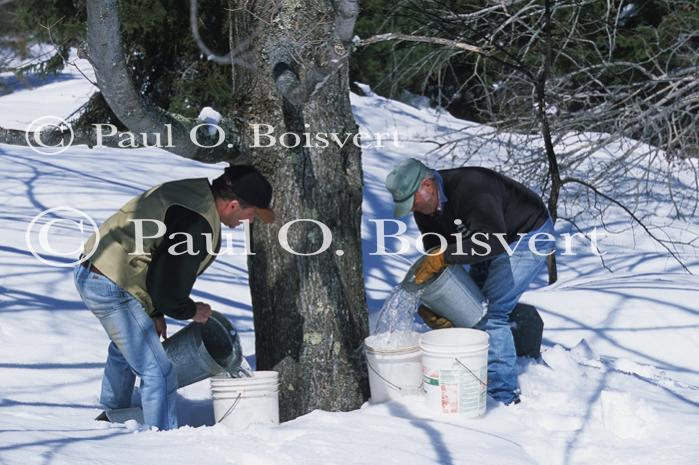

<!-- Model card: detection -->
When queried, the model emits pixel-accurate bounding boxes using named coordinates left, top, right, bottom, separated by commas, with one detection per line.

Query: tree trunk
left=248, top=92, right=369, bottom=420
left=538, top=0, right=559, bottom=285
left=229, top=1, right=370, bottom=421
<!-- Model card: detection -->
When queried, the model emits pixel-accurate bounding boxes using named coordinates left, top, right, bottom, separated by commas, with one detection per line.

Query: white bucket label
left=438, top=368, right=487, bottom=414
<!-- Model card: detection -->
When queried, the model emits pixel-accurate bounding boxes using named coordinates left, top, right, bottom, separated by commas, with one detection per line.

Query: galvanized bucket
left=163, top=310, right=243, bottom=388
left=403, top=257, right=487, bottom=328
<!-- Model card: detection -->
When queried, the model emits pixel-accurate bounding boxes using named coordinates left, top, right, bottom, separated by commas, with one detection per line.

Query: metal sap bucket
left=163, top=310, right=243, bottom=388
left=403, top=256, right=487, bottom=328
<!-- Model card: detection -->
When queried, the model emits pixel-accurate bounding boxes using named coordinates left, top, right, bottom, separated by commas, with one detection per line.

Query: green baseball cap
left=385, top=158, right=428, bottom=217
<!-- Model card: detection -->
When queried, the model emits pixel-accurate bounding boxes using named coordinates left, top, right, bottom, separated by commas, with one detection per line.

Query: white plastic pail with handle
left=210, top=371, right=279, bottom=430
left=364, top=334, right=423, bottom=403
left=420, top=328, right=489, bottom=417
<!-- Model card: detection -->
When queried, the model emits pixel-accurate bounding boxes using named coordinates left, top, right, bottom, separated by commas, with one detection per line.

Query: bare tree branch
left=272, top=0, right=361, bottom=105
left=190, top=0, right=258, bottom=68
left=562, top=177, right=693, bottom=274
left=357, top=32, right=487, bottom=55
left=85, top=0, right=248, bottom=163
left=0, top=124, right=127, bottom=149
left=39, top=19, right=98, bottom=86
left=558, top=215, right=613, bottom=273
left=355, top=0, right=699, bottom=280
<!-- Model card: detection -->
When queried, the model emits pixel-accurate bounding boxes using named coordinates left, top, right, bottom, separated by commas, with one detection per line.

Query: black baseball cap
left=223, top=165, right=275, bottom=223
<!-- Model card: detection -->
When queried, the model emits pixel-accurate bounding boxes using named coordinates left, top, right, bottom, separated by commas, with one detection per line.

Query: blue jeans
left=74, top=263, right=178, bottom=430
left=469, top=219, right=555, bottom=404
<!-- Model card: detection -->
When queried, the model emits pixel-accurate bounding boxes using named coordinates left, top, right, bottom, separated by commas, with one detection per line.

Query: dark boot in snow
left=509, top=303, right=544, bottom=358
left=505, top=397, right=521, bottom=406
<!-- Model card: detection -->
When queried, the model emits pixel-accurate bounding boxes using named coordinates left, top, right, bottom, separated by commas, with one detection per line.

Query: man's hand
left=414, top=252, right=447, bottom=284
left=193, top=302, right=212, bottom=323
left=153, top=316, right=167, bottom=340
left=417, top=305, right=453, bottom=329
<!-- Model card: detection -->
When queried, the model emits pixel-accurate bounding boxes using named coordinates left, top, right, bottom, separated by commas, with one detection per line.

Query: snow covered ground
left=1, top=55, right=698, bottom=465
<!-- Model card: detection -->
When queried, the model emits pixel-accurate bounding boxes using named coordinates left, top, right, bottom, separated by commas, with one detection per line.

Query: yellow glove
left=418, top=305, right=453, bottom=329
left=414, top=252, right=447, bottom=284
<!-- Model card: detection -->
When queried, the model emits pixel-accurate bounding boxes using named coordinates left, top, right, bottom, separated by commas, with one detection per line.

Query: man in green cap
left=385, top=158, right=555, bottom=405
left=74, top=165, right=274, bottom=430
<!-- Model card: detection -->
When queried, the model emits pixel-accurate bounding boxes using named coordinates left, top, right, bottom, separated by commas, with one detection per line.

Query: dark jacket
left=414, top=167, right=548, bottom=265
left=146, top=205, right=219, bottom=320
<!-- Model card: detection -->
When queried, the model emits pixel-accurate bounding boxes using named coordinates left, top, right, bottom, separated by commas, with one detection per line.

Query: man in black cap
left=74, top=165, right=274, bottom=430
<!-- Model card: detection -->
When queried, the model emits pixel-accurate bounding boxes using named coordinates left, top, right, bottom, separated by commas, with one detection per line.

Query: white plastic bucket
left=210, top=371, right=280, bottom=430
left=364, top=334, right=423, bottom=403
left=210, top=374, right=279, bottom=389
left=420, top=328, right=489, bottom=417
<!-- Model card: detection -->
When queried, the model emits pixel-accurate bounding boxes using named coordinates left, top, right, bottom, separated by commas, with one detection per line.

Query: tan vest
left=83, top=178, right=221, bottom=316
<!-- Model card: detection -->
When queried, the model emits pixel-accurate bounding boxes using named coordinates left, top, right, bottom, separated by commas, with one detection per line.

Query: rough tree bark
left=86, top=0, right=369, bottom=421
left=237, top=0, right=370, bottom=421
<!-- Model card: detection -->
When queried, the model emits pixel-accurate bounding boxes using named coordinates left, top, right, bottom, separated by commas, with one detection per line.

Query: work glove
left=414, top=252, right=447, bottom=285
left=417, top=305, right=454, bottom=330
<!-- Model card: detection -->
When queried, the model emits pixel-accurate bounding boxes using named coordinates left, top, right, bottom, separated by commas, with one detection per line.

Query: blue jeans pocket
left=74, top=265, right=122, bottom=315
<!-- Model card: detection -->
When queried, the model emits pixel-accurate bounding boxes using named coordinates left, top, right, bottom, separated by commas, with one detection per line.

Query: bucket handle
left=366, top=358, right=423, bottom=393
left=217, top=392, right=243, bottom=423
left=455, top=358, right=487, bottom=388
